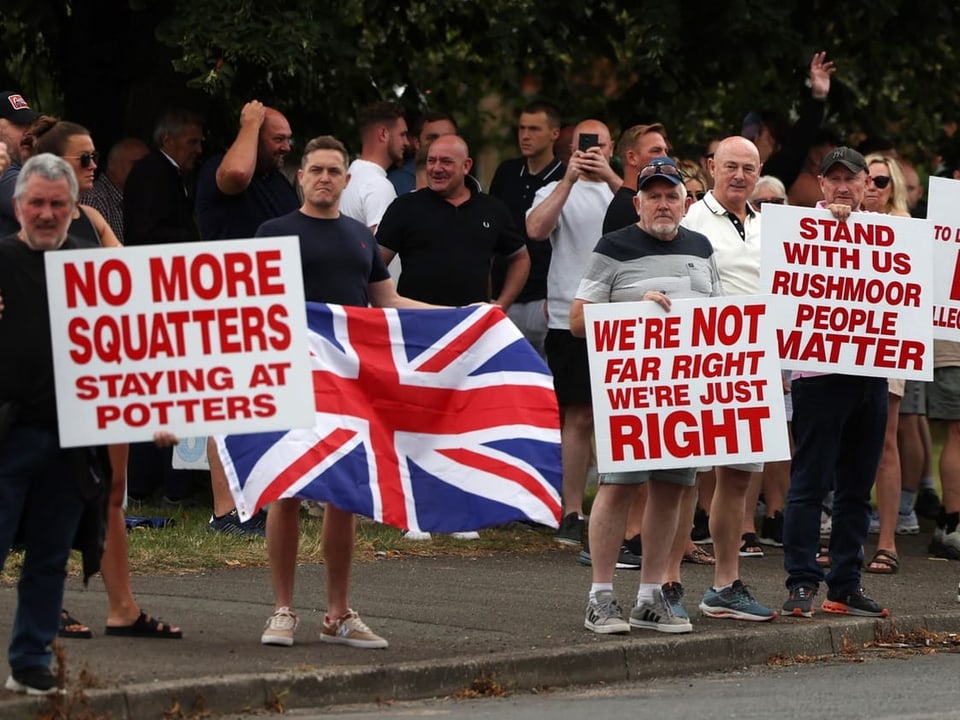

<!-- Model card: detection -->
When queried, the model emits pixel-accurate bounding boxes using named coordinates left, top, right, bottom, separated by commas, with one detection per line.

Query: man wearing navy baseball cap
left=0, top=91, right=41, bottom=235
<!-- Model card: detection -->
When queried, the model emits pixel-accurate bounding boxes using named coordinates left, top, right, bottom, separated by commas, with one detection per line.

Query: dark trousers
left=783, top=374, right=887, bottom=594
left=0, top=426, right=83, bottom=672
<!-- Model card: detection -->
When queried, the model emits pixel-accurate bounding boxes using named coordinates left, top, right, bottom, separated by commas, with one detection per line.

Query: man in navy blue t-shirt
left=254, top=135, right=435, bottom=650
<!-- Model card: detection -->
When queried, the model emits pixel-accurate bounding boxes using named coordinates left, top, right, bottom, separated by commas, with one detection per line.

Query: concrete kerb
left=12, top=611, right=960, bottom=719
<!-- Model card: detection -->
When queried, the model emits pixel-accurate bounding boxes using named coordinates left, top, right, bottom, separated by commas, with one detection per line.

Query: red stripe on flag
left=413, top=310, right=498, bottom=373
left=257, top=427, right=358, bottom=509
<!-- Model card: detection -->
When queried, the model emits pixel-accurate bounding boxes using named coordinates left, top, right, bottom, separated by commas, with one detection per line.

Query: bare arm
left=492, top=247, right=530, bottom=310
left=368, top=279, right=439, bottom=309
left=378, top=246, right=396, bottom=266
left=569, top=298, right=590, bottom=338
left=83, top=205, right=121, bottom=247
left=525, top=159, right=582, bottom=240
left=215, top=100, right=266, bottom=195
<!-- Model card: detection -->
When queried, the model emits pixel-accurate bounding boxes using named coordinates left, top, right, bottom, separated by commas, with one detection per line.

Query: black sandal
left=59, top=609, right=92, bottom=639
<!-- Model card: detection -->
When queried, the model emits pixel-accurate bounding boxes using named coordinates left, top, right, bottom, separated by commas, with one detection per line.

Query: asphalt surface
left=1, top=530, right=958, bottom=719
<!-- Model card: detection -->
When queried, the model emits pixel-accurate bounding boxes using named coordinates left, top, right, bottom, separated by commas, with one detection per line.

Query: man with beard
left=340, top=101, right=409, bottom=233
left=196, top=100, right=300, bottom=536
left=569, top=157, right=723, bottom=634
left=0, top=90, right=40, bottom=235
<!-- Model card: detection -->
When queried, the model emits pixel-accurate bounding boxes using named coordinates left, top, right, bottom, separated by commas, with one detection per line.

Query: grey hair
left=752, top=175, right=787, bottom=200
left=152, top=109, right=202, bottom=148
left=14, top=153, right=79, bottom=201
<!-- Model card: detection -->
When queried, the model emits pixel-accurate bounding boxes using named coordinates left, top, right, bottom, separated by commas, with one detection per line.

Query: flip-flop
left=59, top=609, right=92, bottom=639
left=816, top=545, right=831, bottom=568
left=865, top=549, right=899, bottom=574
left=739, top=532, right=764, bottom=558
left=105, top=610, right=182, bottom=639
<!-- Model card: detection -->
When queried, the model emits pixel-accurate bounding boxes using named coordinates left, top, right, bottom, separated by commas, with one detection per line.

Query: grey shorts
left=929, top=367, right=960, bottom=420
left=899, top=380, right=926, bottom=415
left=600, top=467, right=697, bottom=486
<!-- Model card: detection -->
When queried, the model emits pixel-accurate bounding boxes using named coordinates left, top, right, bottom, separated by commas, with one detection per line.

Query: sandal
left=865, top=549, right=899, bottom=574
left=739, top=532, right=764, bottom=558
left=105, top=610, right=182, bottom=639
left=59, top=609, right=92, bottom=639
left=816, top=544, right=831, bottom=568
left=682, top=545, right=716, bottom=565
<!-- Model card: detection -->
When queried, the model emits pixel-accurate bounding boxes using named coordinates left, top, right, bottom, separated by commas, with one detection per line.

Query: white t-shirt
left=682, top=190, right=761, bottom=296
left=340, top=158, right=397, bottom=229
left=528, top=180, right=614, bottom=329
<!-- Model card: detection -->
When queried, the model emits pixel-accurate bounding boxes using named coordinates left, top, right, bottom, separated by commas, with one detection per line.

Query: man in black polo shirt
left=489, top=100, right=565, bottom=358
left=377, top=134, right=529, bottom=308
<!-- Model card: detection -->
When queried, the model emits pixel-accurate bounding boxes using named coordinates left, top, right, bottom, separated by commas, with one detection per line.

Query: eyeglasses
left=690, top=190, right=706, bottom=201
left=64, top=151, right=99, bottom=168
left=638, top=162, right=681, bottom=181
left=753, top=197, right=785, bottom=207
left=868, top=175, right=891, bottom=189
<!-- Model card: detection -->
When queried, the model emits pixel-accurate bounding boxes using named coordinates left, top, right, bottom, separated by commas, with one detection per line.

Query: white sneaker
left=450, top=531, right=479, bottom=540
left=320, top=609, right=388, bottom=648
left=261, top=607, right=298, bottom=646
left=403, top=530, right=432, bottom=541
left=868, top=511, right=880, bottom=535
left=895, top=510, right=920, bottom=535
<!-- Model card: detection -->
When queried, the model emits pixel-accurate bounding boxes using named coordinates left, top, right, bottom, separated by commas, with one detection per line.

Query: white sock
left=712, top=582, right=733, bottom=592
left=920, top=476, right=935, bottom=491
left=590, top=583, right=614, bottom=602
left=636, top=583, right=659, bottom=604
left=899, top=489, right=917, bottom=516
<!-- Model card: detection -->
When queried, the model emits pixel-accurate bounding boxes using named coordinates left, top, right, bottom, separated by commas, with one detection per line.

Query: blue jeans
left=0, top=426, right=83, bottom=672
left=783, top=375, right=887, bottom=594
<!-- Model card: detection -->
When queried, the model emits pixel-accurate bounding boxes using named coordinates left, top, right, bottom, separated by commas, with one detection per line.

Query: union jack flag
left=217, top=303, right=562, bottom=532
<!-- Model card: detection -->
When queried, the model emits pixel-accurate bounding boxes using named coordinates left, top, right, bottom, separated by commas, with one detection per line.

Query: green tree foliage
left=2, top=0, right=960, bottom=160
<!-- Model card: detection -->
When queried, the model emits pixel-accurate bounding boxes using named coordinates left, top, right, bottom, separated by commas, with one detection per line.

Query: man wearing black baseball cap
left=782, top=144, right=889, bottom=620
left=0, top=91, right=41, bottom=235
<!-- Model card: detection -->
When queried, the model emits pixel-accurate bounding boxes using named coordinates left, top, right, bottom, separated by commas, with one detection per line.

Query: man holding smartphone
left=526, top=120, right=622, bottom=546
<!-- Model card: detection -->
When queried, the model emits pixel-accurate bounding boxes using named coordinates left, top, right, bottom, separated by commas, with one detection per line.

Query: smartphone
left=578, top=133, right=599, bottom=152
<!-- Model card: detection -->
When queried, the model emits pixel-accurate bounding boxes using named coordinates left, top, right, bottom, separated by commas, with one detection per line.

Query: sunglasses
left=690, top=190, right=706, bottom=201
left=638, top=162, right=682, bottom=181
left=753, top=197, right=785, bottom=207
left=64, top=151, right=99, bottom=168
left=868, top=175, right=891, bottom=189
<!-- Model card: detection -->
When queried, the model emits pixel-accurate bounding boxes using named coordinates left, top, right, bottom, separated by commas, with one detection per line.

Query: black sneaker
left=783, top=584, right=817, bottom=617
left=5, top=665, right=61, bottom=695
left=576, top=543, right=640, bottom=569
left=622, top=533, right=642, bottom=557
left=208, top=508, right=267, bottom=537
left=691, top=508, right=712, bottom=544
left=554, top=512, right=584, bottom=546
left=822, top=587, right=888, bottom=617
left=759, top=510, right=784, bottom=547
left=915, top=488, right=941, bottom=520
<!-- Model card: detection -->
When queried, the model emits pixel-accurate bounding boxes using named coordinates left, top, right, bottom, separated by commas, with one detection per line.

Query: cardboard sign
left=45, top=237, right=315, bottom=447
left=760, top=205, right=933, bottom=380
left=584, top=296, right=789, bottom=473
left=926, top=176, right=960, bottom=340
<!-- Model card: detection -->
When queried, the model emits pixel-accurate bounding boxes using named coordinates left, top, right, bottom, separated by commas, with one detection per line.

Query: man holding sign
left=781, top=147, right=890, bottom=618
left=570, top=157, right=732, bottom=633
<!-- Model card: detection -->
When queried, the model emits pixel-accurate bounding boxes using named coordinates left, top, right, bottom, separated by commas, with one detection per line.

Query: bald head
left=572, top=120, right=613, bottom=159
left=426, top=133, right=472, bottom=201
left=709, top=136, right=761, bottom=212
left=258, top=108, right=293, bottom=173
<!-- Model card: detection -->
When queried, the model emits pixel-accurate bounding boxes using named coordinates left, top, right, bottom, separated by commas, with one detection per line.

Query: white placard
left=760, top=205, right=933, bottom=380
left=926, top=176, right=960, bottom=340
left=45, top=236, right=314, bottom=447
left=584, top=296, right=789, bottom=473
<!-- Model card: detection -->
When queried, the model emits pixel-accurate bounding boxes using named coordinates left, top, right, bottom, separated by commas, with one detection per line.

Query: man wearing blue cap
left=569, top=157, right=723, bottom=634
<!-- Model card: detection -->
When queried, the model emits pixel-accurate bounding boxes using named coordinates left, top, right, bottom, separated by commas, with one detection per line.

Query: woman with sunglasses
left=862, top=153, right=910, bottom=577
left=29, top=117, right=120, bottom=249
left=25, top=117, right=181, bottom=639
left=675, top=158, right=708, bottom=204
left=748, top=176, right=788, bottom=212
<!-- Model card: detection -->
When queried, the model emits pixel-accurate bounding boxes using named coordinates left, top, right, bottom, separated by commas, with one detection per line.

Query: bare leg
left=208, top=437, right=236, bottom=517
left=898, top=414, right=924, bottom=494
left=623, top=484, right=646, bottom=540
left=640, top=481, right=684, bottom=586
left=267, top=498, right=300, bottom=610
left=664, top=485, right=696, bottom=583
left=941, top=421, right=960, bottom=514
left=872, top=395, right=901, bottom=566
left=559, top=403, right=594, bottom=517
left=323, top=504, right=356, bottom=618
left=740, top=472, right=763, bottom=536
left=711, top=467, right=752, bottom=587
left=588, top=484, right=633, bottom=584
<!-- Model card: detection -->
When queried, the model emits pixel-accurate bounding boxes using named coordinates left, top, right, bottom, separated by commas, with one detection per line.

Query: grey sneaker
left=320, top=609, right=388, bottom=648
left=700, top=579, right=778, bottom=621
left=584, top=590, right=630, bottom=634
left=629, top=588, right=693, bottom=633
left=5, top=665, right=63, bottom=696
left=261, top=607, right=298, bottom=646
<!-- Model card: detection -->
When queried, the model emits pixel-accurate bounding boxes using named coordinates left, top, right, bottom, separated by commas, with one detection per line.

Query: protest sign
left=584, top=296, right=789, bottom=473
left=760, top=205, right=933, bottom=380
left=927, top=176, right=960, bottom=340
left=171, top=436, right=210, bottom=469
left=45, top=237, right=314, bottom=447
